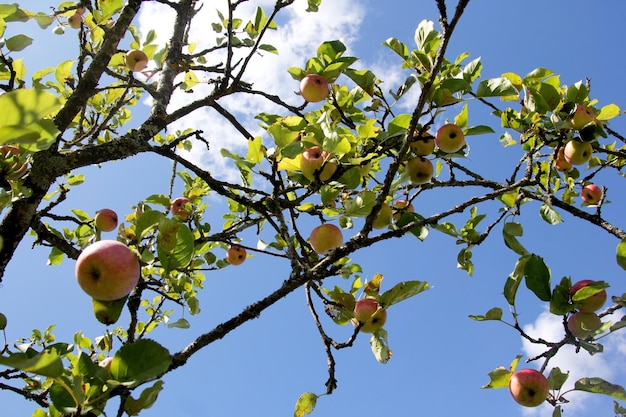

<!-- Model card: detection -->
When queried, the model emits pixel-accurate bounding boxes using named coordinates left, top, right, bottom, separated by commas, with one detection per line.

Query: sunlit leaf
left=617, top=239, right=626, bottom=271
left=124, top=380, right=165, bottom=416
left=469, top=307, right=503, bottom=321
left=574, top=377, right=626, bottom=400
left=482, top=365, right=511, bottom=389
left=380, top=281, right=429, bottom=307
left=294, top=392, right=318, bottom=417
left=110, top=339, right=171, bottom=385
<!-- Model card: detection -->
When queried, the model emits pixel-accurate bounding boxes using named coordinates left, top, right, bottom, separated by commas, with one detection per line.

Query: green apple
left=125, top=49, right=149, bottom=72
left=226, top=245, right=247, bottom=265
left=300, top=146, right=337, bottom=182
left=372, top=204, right=393, bottom=229
left=563, top=140, right=593, bottom=165
left=581, top=184, right=603, bottom=205
left=508, top=369, right=549, bottom=407
left=94, top=208, right=118, bottom=232
left=352, top=298, right=387, bottom=333
left=392, top=199, right=414, bottom=222
left=435, top=123, right=466, bottom=153
left=571, top=104, right=596, bottom=130
left=567, top=311, right=602, bottom=339
left=410, top=130, right=435, bottom=156
left=75, top=240, right=140, bottom=301
left=405, top=156, right=434, bottom=184
left=92, top=295, right=128, bottom=325
left=570, top=279, right=607, bottom=312
left=170, top=197, right=192, bottom=220
left=67, top=13, right=83, bottom=29
left=555, top=147, right=572, bottom=172
left=309, top=223, right=343, bottom=255
left=299, top=74, right=329, bottom=103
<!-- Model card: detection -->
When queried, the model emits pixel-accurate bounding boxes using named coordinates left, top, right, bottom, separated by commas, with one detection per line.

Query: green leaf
left=0, top=350, right=64, bottom=377
left=550, top=277, right=573, bottom=315
left=124, top=380, right=164, bottom=416
left=369, top=329, right=391, bottom=364
left=156, top=219, right=195, bottom=271
left=540, top=203, right=563, bottom=225
left=136, top=210, right=165, bottom=238
left=574, top=377, right=626, bottom=400
left=464, top=125, right=495, bottom=136
left=0, top=89, right=62, bottom=147
left=258, top=43, right=278, bottom=54
left=504, top=256, right=529, bottom=305
left=5, top=34, right=32, bottom=51
left=617, top=239, right=626, bottom=271
left=246, top=136, right=264, bottom=164
left=482, top=365, right=511, bottom=389
left=395, top=212, right=429, bottom=240
left=548, top=367, right=569, bottom=391
left=380, top=280, right=429, bottom=307
left=110, top=339, right=171, bottom=385
left=167, top=318, right=190, bottom=329
left=596, top=103, right=620, bottom=121
left=475, top=77, right=517, bottom=98
left=294, top=392, right=318, bottom=417
left=344, top=68, right=377, bottom=96
left=502, top=222, right=529, bottom=256
left=524, top=254, right=551, bottom=302
left=469, top=307, right=503, bottom=321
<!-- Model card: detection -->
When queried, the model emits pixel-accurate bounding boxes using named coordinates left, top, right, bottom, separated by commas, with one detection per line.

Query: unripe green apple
left=563, top=140, right=593, bottom=165
left=309, top=223, right=343, bottom=255
left=410, top=130, right=435, bottom=156
left=352, top=298, right=387, bottom=333
left=92, top=295, right=128, bottom=325
left=392, top=199, right=414, bottom=222
left=405, top=156, right=433, bottom=184
left=170, top=197, right=192, bottom=220
left=125, top=49, right=149, bottom=72
left=226, top=245, right=247, bottom=265
left=567, top=311, right=602, bottom=339
left=94, top=208, right=118, bottom=232
left=372, top=204, right=393, bottom=229
left=571, top=104, right=596, bottom=130
left=570, top=279, right=607, bottom=312
left=581, top=184, right=603, bottom=205
left=299, top=74, right=329, bottom=103
left=435, top=123, right=466, bottom=153
left=300, top=146, right=337, bottom=182
left=67, top=13, right=83, bottom=29
left=75, top=240, right=140, bottom=301
left=508, top=369, right=549, bottom=407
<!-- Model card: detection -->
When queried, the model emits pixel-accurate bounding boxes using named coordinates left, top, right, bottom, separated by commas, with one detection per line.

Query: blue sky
left=1, top=1, right=626, bottom=417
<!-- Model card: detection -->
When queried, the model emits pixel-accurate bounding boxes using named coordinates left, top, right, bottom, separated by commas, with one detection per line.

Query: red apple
left=299, top=74, right=329, bottom=103
left=76, top=6, right=87, bottom=15
left=75, top=240, right=140, bottom=301
left=226, top=245, right=247, bottom=265
left=570, top=279, right=607, bottom=312
left=508, top=369, right=549, bottom=407
left=581, top=184, right=603, bottom=205
left=392, top=199, right=414, bottom=222
left=352, top=298, right=387, bottom=333
left=309, top=223, right=343, bottom=255
left=405, top=156, right=433, bottom=184
left=435, top=123, right=466, bottom=153
left=555, top=147, right=572, bottom=172
left=563, top=140, right=593, bottom=165
left=170, top=197, right=191, bottom=220
left=571, top=104, right=596, bottom=130
left=300, top=146, right=337, bottom=182
left=125, top=49, right=149, bottom=72
left=94, top=208, right=118, bottom=232
left=410, top=130, right=435, bottom=156
left=567, top=311, right=602, bottom=339
left=67, top=13, right=83, bottom=29
left=372, top=204, right=393, bottom=229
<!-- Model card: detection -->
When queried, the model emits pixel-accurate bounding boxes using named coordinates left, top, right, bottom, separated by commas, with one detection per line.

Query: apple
left=567, top=311, right=602, bottom=339
left=555, top=147, right=572, bottom=172
left=76, top=6, right=86, bottom=15
left=435, top=123, right=466, bottom=153
left=405, top=156, right=434, bottom=184
left=571, top=104, right=596, bottom=130
left=92, top=295, right=128, bottom=325
left=352, top=298, right=387, bottom=333
left=94, top=208, right=118, bottom=232
left=300, top=146, right=337, bottom=182
left=299, top=74, right=329, bottom=103
left=508, top=369, right=549, bottom=407
left=170, top=197, right=192, bottom=220
left=372, top=204, right=393, bottom=229
left=570, top=279, right=607, bottom=312
left=309, top=223, right=343, bottom=255
left=563, top=140, right=593, bottom=165
left=0, top=145, right=28, bottom=180
left=392, top=199, right=414, bottom=222
left=125, top=49, right=149, bottom=72
left=581, top=184, right=603, bottom=205
left=67, top=13, right=83, bottom=29
left=75, top=240, right=140, bottom=301
left=99, top=356, right=113, bottom=371
left=410, top=130, right=435, bottom=156
left=226, top=245, right=247, bottom=265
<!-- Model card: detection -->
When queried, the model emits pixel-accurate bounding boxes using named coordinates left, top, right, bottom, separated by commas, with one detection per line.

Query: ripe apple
left=226, top=245, right=247, bottom=265
left=435, top=123, right=466, bottom=153
left=570, top=279, right=607, bottom=312
left=555, top=147, right=572, bottom=172
left=0, top=145, right=28, bottom=180
left=567, top=311, right=602, bottom=339
left=508, top=369, right=549, bottom=407
left=352, top=298, right=387, bottom=333
left=299, top=74, right=329, bottom=103
left=75, top=240, right=140, bottom=301
left=563, top=140, right=593, bottom=165
left=170, top=197, right=192, bottom=220
left=405, top=156, right=434, bottom=184
left=67, top=13, right=83, bottom=29
left=125, top=49, right=149, bottom=72
left=372, top=204, right=393, bottom=229
left=410, top=130, right=435, bottom=156
left=309, top=223, right=343, bottom=255
left=300, top=146, right=337, bottom=182
left=571, top=104, right=596, bottom=130
left=94, top=208, right=118, bottom=232
left=76, top=6, right=87, bottom=15
left=581, top=184, right=603, bottom=205
left=392, top=199, right=414, bottom=222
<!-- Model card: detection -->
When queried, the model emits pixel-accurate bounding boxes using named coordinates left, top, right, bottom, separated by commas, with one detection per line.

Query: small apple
left=125, top=49, right=149, bottom=72
left=435, top=123, right=466, bottom=153
left=410, top=130, right=435, bottom=156
left=92, top=295, right=128, bottom=325
left=75, top=240, right=140, bottom=301
left=508, top=369, right=549, bottom=408
left=581, top=184, right=603, bottom=205
left=563, top=140, right=593, bottom=165
left=352, top=298, right=387, bottom=333
left=405, top=156, right=434, bottom=184
left=99, top=356, right=113, bottom=370
left=372, top=204, right=393, bottom=229
left=226, top=245, right=247, bottom=266
left=567, top=311, right=602, bottom=339
left=299, top=74, right=329, bottom=103
left=94, top=208, right=118, bottom=232
left=309, top=223, right=343, bottom=255
left=570, top=279, right=607, bottom=312
left=555, top=147, right=572, bottom=172
left=300, top=146, right=337, bottom=182
left=67, top=13, right=83, bottom=29
left=392, top=199, right=414, bottom=222
left=76, top=6, right=87, bottom=15
left=170, top=197, right=192, bottom=220
left=571, top=104, right=596, bottom=130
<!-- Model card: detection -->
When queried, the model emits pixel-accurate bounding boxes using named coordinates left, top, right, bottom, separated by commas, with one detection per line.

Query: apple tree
left=0, top=0, right=625, bottom=416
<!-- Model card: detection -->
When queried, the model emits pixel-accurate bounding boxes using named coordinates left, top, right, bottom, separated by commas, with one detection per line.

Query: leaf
left=294, top=392, right=318, bottom=417
left=5, top=34, right=32, bottom=51
left=380, top=281, right=429, bottom=307
left=524, top=254, right=552, bottom=302
left=469, top=307, right=503, bottom=321
left=396, top=212, right=429, bottom=240
left=156, top=219, right=195, bottom=271
left=258, top=43, right=278, bottom=54
left=504, top=256, right=529, bottom=305
left=110, top=339, right=171, bottom=385
left=548, top=367, right=569, bottom=391
left=617, top=239, right=626, bottom=271
left=246, top=136, right=264, bottom=164
left=369, top=329, right=391, bottom=364
left=550, top=277, right=573, bottom=316
left=0, top=89, right=62, bottom=147
left=482, top=365, right=511, bottom=389
left=475, top=77, right=517, bottom=98
left=167, top=318, right=190, bottom=329
left=0, top=350, right=63, bottom=377
left=344, top=68, right=377, bottom=96
left=540, top=203, right=563, bottom=225
left=596, top=103, right=620, bottom=121
left=124, top=380, right=165, bottom=416
left=502, top=222, right=529, bottom=256
left=574, top=377, right=626, bottom=400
